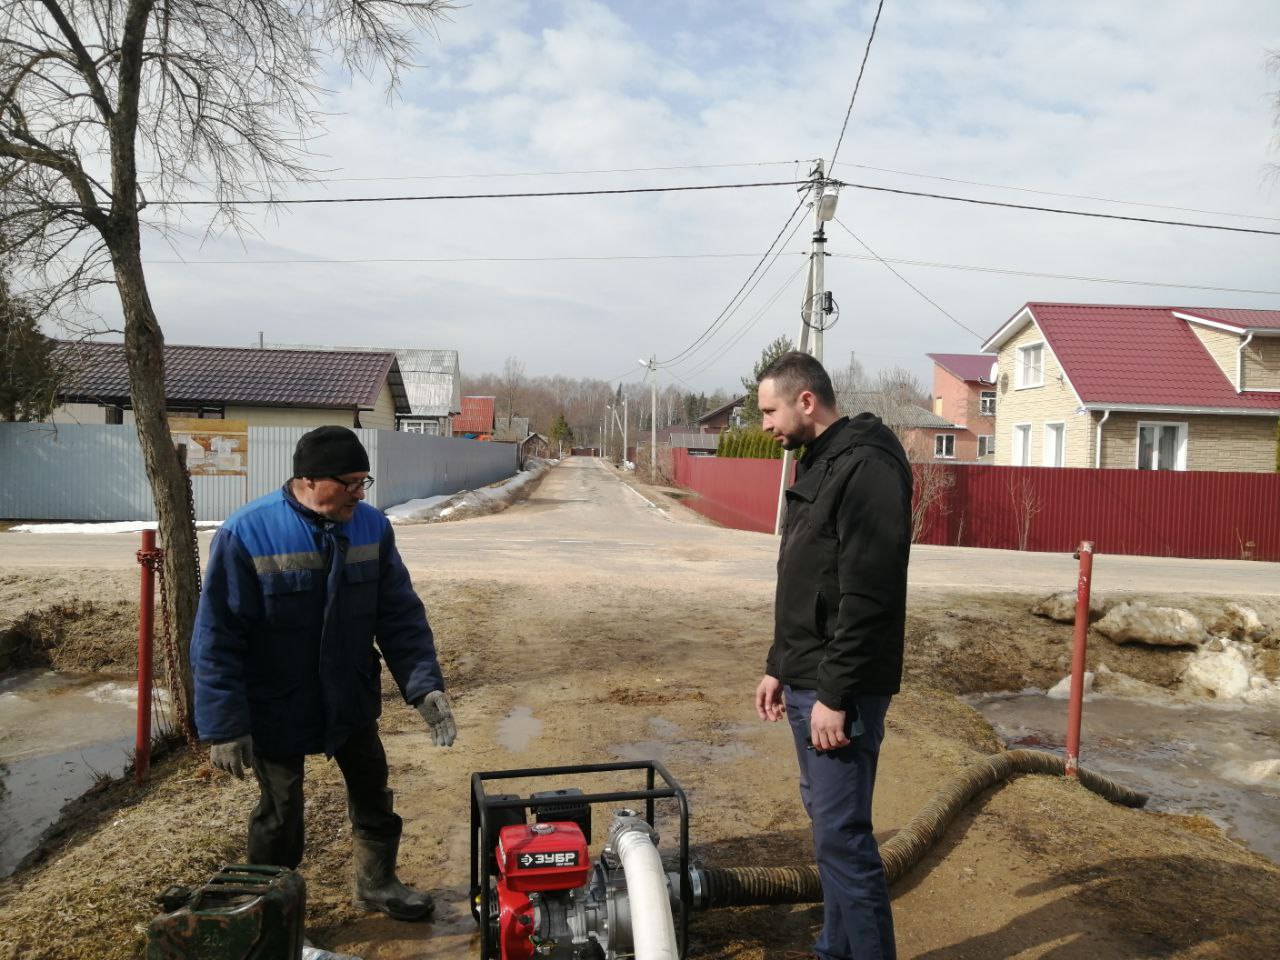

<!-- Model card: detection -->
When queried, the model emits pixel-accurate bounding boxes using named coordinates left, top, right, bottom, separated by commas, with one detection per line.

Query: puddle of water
left=0, top=669, right=154, bottom=877
left=496, top=706, right=543, bottom=753
left=610, top=716, right=754, bottom=765
left=974, top=690, right=1280, bottom=864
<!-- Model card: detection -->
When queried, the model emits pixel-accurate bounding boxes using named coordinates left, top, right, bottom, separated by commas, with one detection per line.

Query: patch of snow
left=1220, top=758, right=1280, bottom=787
left=10, top=520, right=222, bottom=535
left=385, top=459, right=554, bottom=524
left=1046, top=671, right=1093, bottom=700
left=383, top=495, right=452, bottom=520
left=87, top=682, right=139, bottom=706
left=1182, top=639, right=1280, bottom=706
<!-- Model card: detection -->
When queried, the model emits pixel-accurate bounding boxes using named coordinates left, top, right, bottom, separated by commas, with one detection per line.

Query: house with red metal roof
left=50, top=341, right=410, bottom=430
left=981, top=304, right=1280, bottom=472
left=926, top=353, right=998, bottom=461
left=452, top=395, right=497, bottom=438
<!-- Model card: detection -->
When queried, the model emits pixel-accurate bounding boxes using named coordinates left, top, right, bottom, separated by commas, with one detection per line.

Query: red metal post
left=1064, top=540, right=1095, bottom=777
left=136, top=529, right=156, bottom=784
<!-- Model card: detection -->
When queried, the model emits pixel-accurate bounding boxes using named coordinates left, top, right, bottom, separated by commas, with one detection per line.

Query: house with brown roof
left=50, top=342, right=410, bottom=430
left=927, top=353, right=997, bottom=461
left=981, top=304, right=1280, bottom=472
left=696, top=395, right=748, bottom=433
left=272, top=344, right=460, bottom=434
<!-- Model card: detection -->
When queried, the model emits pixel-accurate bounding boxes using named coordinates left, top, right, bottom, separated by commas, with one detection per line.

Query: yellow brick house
left=981, top=304, right=1280, bottom=472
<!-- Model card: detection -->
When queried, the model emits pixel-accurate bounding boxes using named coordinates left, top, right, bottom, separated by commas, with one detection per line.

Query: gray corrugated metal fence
left=0, top=423, right=518, bottom=522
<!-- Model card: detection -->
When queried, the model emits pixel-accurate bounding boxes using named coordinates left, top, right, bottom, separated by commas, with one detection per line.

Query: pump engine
left=472, top=762, right=691, bottom=960
left=494, top=813, right=665, bottom=960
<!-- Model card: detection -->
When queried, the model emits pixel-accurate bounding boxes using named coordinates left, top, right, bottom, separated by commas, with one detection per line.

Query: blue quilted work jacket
left=192, top=485, right=445, bottom=757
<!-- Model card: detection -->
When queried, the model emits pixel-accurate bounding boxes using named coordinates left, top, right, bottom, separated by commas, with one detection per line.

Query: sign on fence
left=169, top=418, right=249, bottom=476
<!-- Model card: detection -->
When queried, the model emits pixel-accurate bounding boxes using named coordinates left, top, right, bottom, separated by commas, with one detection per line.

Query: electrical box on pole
left=774, top=160, right=835, bottom=535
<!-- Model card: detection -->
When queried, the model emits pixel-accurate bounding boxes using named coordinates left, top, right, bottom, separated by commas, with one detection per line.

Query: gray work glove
left=416, top=690, right=457, bottom=747
left=210, top=735, right=254, bottom=779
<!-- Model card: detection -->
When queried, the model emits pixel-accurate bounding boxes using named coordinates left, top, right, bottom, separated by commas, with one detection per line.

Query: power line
left=143, top=180, right=809, bottom=207
left=662, top=211, right=808, bottom=371
left=833, top=218, right=985, bottom=340
left=846, top=162, right=1280, bottom=223
left=829, top=0, right=887, bottom=175
left=658, top=190, right=812, bottom=367
left=144, top=252, right=788, bottom=265
left=144, top=159, right=807, bottom=187
left=838, top=181, right=1280, bottom=237
left=131, top=176, right=1280, bottom=236
left=827, top=252, right=1280, bottom=296
left=136, top=248, right=1280, bottom=296
left=682, top=259, right=811, bottom=382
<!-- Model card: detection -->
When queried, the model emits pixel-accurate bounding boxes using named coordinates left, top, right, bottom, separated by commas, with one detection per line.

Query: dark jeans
left=247, top=723, right=402, bottom=869
left=785, top=686, right=896, bottom=960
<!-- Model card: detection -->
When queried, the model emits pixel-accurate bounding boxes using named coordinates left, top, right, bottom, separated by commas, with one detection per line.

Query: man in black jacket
left=754, top=351, right=911, bottom=960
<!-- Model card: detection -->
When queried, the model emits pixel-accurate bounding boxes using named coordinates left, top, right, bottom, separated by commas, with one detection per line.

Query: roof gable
left=1172, top=308, right=1280, bottom=332
left=453, top=395, right=496, bottom=434
left=271, top=344, right=460, bottom=417
left=698, top=394, right=748, bottom=423
left=927, top=353, right=996, bottom=383
left=998, top=304, right=1280, bottom=412
left=56, top=342, right=403, bottom=411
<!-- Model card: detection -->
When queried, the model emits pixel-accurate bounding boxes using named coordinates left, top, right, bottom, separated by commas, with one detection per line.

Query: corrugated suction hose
left=695, top=749, right=1147, bottom=908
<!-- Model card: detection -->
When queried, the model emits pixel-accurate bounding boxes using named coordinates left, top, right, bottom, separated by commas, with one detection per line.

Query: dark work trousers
left=785, top=686, right=895, bottom=960
left=247, top=723, right=403, bottom=869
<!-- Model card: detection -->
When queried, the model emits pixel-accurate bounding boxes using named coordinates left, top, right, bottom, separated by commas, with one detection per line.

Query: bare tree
left=1, top=0, right=453, bottom=722
left=1008, top=474, right=1043, bottom=551
left=500, top=355, right=526, bottom=421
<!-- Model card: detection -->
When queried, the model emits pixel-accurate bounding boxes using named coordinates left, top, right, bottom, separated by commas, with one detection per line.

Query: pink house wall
left=931, top=365, right=996, bottom=461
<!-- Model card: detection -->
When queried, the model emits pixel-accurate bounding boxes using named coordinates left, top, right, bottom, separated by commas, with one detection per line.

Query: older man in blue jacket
left=192, top=425, right=455, bottom=922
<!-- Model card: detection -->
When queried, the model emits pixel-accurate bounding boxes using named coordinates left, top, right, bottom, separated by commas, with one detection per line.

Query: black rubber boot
left=352, top=835, right=435, bottom=922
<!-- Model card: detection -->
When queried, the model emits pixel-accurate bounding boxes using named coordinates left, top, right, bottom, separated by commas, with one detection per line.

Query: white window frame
left=979, top=391, right=996, bottom=415
left=978, top=435, right=995, bottom=458
left=1135, top=421, right=1188, bottom=471
left=1043, top=422, right=1066, bottom=468
left=1016, top=342, right=1045, bottom=389
left=1012, top=423, right=1032, bottom=466
left=401, top=419, right=439, bottom=435
left=934, top=433, right=956, bottom=459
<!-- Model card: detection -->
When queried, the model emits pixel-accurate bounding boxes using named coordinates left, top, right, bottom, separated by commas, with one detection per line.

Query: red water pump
left=471, top=761, right=692, bottom=960
left=494, top=820, right=595, bottom=960
left=471, top=760, right=823, bottom=960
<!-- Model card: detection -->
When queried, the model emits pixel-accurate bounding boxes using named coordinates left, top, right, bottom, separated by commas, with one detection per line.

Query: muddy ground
left=2, top=462, right=1280, bottom=959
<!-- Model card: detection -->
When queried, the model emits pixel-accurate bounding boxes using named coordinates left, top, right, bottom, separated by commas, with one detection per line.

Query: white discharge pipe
left=613, top=826, right=678, bottom=960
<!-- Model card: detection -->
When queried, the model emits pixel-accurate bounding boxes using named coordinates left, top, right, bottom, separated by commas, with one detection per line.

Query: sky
left=94, top=0, right=1280, bottom=395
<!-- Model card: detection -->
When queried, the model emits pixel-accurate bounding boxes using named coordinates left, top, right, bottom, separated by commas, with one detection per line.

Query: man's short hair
left=757, top=351, right=836, bottom=409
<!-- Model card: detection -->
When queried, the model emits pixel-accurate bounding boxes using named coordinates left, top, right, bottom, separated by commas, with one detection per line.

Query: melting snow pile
left=11, top=520, right=222, bottom=534
left=385, top=459, right=555, bottom=524
left=1182, top=639, right=1280, bottom=707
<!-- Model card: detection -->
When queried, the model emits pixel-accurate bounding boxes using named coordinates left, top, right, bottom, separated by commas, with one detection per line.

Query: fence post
left=1064, top=540, right=1095, bottom=777
left=136, top=529, right=157, bottom=785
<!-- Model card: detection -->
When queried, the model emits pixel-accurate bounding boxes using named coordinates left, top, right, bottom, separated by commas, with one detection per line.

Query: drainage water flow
left=0, top=670, right=147, bottom=877
left=973, top=687, right=1280, bottom=864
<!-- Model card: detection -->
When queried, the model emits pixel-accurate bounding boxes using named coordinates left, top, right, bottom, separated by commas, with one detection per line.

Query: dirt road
left=2, top=457, right=1279, bottom=959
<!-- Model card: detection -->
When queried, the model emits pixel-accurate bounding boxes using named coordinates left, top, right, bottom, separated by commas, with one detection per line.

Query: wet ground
left=0, top=671, right=146, bottom=877
left=974, top=691, right=1280, bottom=864
left=3, top=459, right=1280, bottom=959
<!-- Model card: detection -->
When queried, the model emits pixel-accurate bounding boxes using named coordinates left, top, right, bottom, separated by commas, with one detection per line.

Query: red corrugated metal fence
left=671, top=450, right=792, bottom=533
left=672, top=450, right=1280, bottom=561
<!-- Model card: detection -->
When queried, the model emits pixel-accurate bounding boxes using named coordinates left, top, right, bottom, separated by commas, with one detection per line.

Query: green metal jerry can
left=146, top=864, right=306, bottom=959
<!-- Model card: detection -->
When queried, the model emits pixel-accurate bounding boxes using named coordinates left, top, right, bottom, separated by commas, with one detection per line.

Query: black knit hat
left=293, top=426, right=370, bottom=478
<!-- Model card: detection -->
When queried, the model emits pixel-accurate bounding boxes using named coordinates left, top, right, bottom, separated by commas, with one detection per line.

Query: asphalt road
left=2, top=457, right=1277, bottom=599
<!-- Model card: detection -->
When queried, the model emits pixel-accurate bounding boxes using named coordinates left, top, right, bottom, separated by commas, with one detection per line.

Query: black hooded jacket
left=766, top=413, right=912, bottom=708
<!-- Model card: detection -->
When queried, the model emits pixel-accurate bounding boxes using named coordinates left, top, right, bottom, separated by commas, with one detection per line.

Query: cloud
left=74, top=0, right=1280, bottom=394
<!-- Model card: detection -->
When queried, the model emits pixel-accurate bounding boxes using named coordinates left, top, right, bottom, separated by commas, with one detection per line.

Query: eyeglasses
left=326, top=475, right=375, bottom=492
